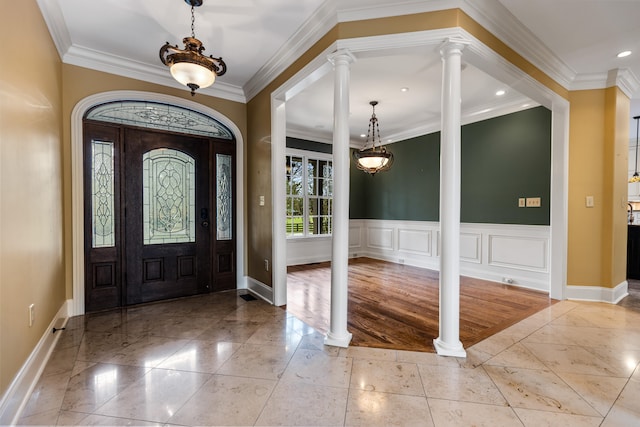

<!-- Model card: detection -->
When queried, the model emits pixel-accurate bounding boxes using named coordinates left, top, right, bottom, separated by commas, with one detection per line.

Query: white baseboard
left=0, top=300, right=70, bottom=425
left=246, top=277, right=274, bottom=304
left=566, top=280, right=629, bottom=304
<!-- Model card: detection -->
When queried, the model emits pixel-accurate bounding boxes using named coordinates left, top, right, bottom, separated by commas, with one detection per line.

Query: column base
left=434, top=337, right=466, bottom=358
left=324, top=331, right=352, bottom=348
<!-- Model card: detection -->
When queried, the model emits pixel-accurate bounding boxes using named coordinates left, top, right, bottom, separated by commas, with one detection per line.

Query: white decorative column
left=434, top=39, right=468, bottom=358
left=325, top=49, right=355, bottom=347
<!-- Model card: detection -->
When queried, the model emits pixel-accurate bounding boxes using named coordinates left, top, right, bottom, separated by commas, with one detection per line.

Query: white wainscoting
left=350, top=219, right=551, bottom=292
left=286, top=220, right=551, bottom=292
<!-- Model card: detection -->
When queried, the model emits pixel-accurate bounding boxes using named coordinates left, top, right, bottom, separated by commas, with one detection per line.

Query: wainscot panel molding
left=349, top=219, right=551, bottom=293
left=286, top=237, right=333, bottom=266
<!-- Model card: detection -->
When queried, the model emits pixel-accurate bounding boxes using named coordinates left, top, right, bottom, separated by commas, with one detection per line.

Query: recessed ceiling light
left=496, top=90, right=506, bottom=96
left=618, top=50, right=632, bottom=58
left=400, top=87, right=409, bottom=92
left=360, top=134, right=366, bottom=138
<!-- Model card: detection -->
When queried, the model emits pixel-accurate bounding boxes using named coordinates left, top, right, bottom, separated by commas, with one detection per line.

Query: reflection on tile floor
left=17, top=290, right=640, bottom=426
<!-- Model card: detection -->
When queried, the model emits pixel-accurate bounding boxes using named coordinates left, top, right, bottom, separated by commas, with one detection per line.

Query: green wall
left=350, top=106, right=552, bottom=225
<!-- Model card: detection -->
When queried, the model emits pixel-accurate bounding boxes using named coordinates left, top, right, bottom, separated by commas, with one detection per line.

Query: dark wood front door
left=123, top=128, right=211, bottom=304
left=83, top=121, right=236, bottom=312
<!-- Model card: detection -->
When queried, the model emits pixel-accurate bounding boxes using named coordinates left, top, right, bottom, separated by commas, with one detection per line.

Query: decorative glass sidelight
left=216, top=154, right=232, bottom=240
left=91, top=140, right=115, bottom=248
left=143, top=148, right=196, bottom=245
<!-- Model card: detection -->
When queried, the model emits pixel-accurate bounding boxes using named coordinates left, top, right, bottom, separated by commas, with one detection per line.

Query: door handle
left=201, top=220, right=210, bottom=228
left=201, top=207, right=209, bottom=220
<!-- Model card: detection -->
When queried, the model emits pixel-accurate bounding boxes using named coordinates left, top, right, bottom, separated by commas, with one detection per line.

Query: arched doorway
left=70, top=91, right=246, bottom=315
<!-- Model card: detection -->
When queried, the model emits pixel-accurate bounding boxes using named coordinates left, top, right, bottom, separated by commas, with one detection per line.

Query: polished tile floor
left=17, top=290, right=640, bottom=426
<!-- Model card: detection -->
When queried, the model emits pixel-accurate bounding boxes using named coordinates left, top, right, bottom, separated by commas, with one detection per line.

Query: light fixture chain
left=191, top=5, right=196, bottom=38
left=636, top=116, right=639, bottom=174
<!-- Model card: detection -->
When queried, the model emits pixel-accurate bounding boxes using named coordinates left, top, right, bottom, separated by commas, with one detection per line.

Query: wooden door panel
left=124, top=128, right=211, bottom=305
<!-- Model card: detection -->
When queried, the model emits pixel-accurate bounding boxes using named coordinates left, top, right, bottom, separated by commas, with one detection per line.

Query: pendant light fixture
left=630, top=115, right=640, bottom=183
left=353, top=101, right=394, bottom=175
left=159, top=0, right=227, bottom=96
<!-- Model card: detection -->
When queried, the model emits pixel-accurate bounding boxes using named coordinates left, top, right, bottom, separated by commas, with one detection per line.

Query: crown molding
left=459, top=0, right=575, bottom=91
left=36, top=0, right=72, bottom=59
left=607, top=69, right=640, bottom=99
left=243, top=1, right=338, bottom=102
left=337, top=0, right=460, bottom=23
left=63, top=45, right=246, bottom=103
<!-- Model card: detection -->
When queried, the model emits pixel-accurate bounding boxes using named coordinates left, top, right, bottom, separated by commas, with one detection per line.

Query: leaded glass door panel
left=124, top=128, right=211, bottom=304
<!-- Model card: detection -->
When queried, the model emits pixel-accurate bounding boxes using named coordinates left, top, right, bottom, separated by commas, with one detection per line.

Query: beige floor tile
left=525, top=323, right=640, bottom=351
left=76, top=330, right=143, bottom=363
left=60, top=363, right=148, bottom=413
left=281, top=348, right=352, bottom=388
left=397, top=350, right=465, bottom=367
left=60, top=412, right=162, bottom=426
left=216, top=342, right=296, bottom=380
left=297, top=331, right=341, bottom=356
left=485, top=342, right=547, bottom=370
left=20, top=371, right=71, bottom=418
left=350, top=359, right=424, bottom=396
left=484, top=365, right=600, bottom=416
left=345, top=389, right=434, bottom=427
left=514, top=408, right=602, bottom=426
left=418, top=365, right=506, bottom=405
left=523, top=341, right=639, bottom=377
left=556, top=372, right=628, bottom=416
left=55, top=410, right=91, bottom=426
left=601, top=374, right=640, bottom=426
left=156, top=339, right=240, bottom=373
left=112, top=315, right=215, bottom=339
left=245, top=319, right=303, bottom=347
left=255, top=380, right=349, bottom=426
left=428, top=399, right=522, bottom=427
left=93, top=368, right=210, bottom=423
left=338, top=346, right=397, bottom=361
left=17, top=407, right=62, bottom=426
left=468, top=330, right=520, bottom=357
left=40, top=344, right=79, bottom=377
left=195, top=319, right=263, bottom=343
left=101, top=335, right=190, bottom=368
left=169, top=375, right=276, bottom=426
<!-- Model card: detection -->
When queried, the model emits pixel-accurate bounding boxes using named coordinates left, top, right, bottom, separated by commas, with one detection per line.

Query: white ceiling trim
left=459, top=0, right=575, bottom=90
left=36, top=0, right=71, bottom=60
left=337, top=0, right=462, bottom=23
left=63, top=45, right=246, bottom=103
left=243, top=1, right=338, bottom=101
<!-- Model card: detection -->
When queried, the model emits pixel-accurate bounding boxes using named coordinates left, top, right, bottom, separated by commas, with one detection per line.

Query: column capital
left=328, top=49, right=357, bottom=66
left=439, top=37, right=470, bottom=58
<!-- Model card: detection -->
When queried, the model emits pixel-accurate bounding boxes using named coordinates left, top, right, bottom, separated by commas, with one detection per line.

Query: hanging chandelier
left=630, top=115, right=640, bottom=183
left=353, top=101, right=394, bottom=175
left=159, top=0, right=227, bottom=96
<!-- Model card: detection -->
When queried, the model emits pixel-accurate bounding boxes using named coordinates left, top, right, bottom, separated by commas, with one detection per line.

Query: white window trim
left=285, top=148, right=333, bottom=239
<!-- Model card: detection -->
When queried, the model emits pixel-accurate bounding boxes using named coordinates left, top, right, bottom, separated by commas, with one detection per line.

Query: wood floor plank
left=287, top=257, right=556, bottom=353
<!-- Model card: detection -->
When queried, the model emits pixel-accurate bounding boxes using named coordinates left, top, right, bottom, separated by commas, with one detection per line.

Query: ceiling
left=37, top=0, right=640, bottom=144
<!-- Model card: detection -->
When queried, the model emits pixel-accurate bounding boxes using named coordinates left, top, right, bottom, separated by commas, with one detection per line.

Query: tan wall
left=0, top=0, right=65, bottom=395
left=567, top=89, right=629, bottom=288
left=61, top=64, right=248, bottom=298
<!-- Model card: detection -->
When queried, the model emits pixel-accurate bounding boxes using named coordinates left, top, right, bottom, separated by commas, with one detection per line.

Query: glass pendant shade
left=170, top=61, right=216, bottom=89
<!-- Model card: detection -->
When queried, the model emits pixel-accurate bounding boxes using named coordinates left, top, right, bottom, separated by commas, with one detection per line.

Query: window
left=286, top=150, right=333, bottom=237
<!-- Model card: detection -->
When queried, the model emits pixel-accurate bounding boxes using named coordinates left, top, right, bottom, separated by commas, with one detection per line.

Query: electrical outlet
left=518, top=198, right=526, bottom=207
left=526, top=197, right=541, bottom=207
left=586, top=196, right=594, bottom=208
left=29, top=304, right=35, bottom=327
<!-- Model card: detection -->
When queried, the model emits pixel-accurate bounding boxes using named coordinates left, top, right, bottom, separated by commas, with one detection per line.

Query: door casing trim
left=71, top=90, right=246, bottom=316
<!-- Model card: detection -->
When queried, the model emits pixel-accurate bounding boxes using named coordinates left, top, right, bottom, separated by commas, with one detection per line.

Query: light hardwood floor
left=287, top=257, right=556, bottom=352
